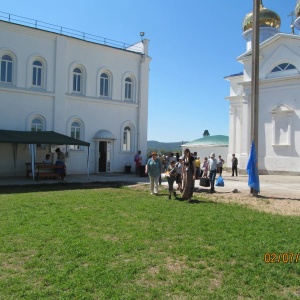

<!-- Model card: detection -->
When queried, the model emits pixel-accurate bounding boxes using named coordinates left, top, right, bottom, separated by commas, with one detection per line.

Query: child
left=166, top=160, right=177, bottom=199
left=175, top=156, right=183, bottom=192
left=201, top=157, right=208, bottom=178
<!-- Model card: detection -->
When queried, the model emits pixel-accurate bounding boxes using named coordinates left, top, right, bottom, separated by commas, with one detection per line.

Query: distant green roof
left=182, top=135, right=228, bottom=147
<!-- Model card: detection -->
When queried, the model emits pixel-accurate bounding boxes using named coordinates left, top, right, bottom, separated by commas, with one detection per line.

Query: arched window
left=70, top=121, right=82, bottom=150
left=32, top=60, right=43, bottom=87
left=271, top=63, right=296, bottom=73
left=31, top=118, right=43, bottom=132
left=1, top=54, right=13, bottom=83
left=73, top=68, right=82, bottom=92
left=123, top=126, right=131, bottom=151
left=100, top=73, right=109, bottom=97
left=124, top=77, right=132, bottom=100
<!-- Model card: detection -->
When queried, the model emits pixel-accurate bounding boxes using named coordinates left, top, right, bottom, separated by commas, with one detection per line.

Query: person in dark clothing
left=231, top=154, right=238, bottom=176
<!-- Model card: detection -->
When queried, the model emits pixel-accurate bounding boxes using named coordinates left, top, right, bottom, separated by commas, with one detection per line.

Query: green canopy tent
left=0, top=130, right=90, bottom=179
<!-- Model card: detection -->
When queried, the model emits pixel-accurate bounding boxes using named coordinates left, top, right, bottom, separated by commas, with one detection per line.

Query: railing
left=0, top=11, right=143, bottom=53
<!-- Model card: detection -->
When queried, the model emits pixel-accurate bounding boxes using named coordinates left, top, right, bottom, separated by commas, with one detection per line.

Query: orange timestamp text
left=264, top=252, right=299, bottom=263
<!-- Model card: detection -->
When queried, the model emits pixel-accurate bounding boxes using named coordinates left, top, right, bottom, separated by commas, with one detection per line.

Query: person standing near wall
left=231, top=154, right=238, bottom=177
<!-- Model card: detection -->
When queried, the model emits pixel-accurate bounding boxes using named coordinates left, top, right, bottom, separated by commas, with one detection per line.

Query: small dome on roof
left=242, top=2, right=281, bottom=32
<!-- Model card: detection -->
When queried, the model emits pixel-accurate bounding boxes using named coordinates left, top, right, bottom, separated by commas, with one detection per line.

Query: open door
left=98, top=141, right=107, bottom=172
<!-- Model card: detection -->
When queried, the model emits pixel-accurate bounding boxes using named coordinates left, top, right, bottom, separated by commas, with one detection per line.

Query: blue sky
left=1, top=0, right=297, bottom=142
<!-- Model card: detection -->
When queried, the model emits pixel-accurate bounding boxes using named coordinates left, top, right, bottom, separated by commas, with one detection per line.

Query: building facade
left=225, top=1, right=300, bottom=174
left=0, top=18, right=151, bottom=176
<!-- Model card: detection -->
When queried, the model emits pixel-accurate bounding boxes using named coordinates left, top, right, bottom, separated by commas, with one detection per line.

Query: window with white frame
left=70, top=121, right=81, bottom=150
left=32, top=60, right=43, bottom=87
left=1, top=54, right=13, bottom=83
left=31, top=118, right=43, bottom=132
left=267, top=63, right=298, bottom=79
left=123, top=126, right=131, bottom=151
left=124, top=77, right=132, bottom=100
left=271, top=63, right=296, bottom=73
left=31, top=117, right=45, bottom=148
left=73, top=68, right=82, bottom=93
left=100, top=73, right=109, bottom=97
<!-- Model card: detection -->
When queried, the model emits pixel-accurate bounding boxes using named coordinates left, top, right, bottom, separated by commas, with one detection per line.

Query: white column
left=241, top=94, right=250, bottom=156
left=227, top=105, right=236, bottom=166
left=272, top=114, right=276, bottom=145
left=287, top=113, right=292, bottom=145
left=236, top=107, right=242, bottom=156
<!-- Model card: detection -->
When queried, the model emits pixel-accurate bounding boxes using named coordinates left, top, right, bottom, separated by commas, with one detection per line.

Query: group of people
left=145, top=149, right=238, bottom=201
left=42, top=148, right=67, bottom=180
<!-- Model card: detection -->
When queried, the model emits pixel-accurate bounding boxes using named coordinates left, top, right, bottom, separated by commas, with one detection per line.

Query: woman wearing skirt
left=181, top=148, right=196, bottom=202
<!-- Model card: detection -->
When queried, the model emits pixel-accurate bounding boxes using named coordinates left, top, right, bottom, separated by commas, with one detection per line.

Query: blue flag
left=246, top=140, right=260, bottom=193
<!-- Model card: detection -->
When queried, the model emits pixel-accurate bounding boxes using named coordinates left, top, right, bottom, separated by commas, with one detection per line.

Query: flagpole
left=250, top=0, right=260, bottom=196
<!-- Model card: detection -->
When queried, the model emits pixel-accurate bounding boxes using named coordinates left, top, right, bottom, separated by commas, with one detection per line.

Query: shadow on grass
left=0, top=181, right=137, bottom=195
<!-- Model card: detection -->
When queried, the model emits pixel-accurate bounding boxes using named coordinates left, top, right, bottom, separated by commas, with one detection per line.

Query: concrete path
left=0, top=172, right=299, bottom=199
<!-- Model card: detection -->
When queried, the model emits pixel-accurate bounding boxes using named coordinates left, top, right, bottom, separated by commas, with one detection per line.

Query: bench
left=36, top=165, right=65, bottom=180
left=25, top=163, right=65, bottom=180
left=25, top=163, right=43, bottom=177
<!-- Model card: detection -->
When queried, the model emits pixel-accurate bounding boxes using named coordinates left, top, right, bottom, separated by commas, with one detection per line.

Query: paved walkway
left=0, top=172, right=299, bottom=199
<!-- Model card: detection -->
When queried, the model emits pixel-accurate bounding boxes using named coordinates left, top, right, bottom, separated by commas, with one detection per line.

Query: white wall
left=0, top=21, right=150, bottom=176
left=226, top=35, right=300, bottom=174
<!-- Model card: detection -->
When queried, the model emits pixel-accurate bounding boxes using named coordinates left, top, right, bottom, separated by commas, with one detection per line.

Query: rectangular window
left=125, top=83, right=131, bottom=99
left=70, top=126, right=80, bottom=150
left=33, top=67, right=42, bottom=86
left=73, top=75, right=81, bottom=92
left=100, top=78, right=108, bottom=96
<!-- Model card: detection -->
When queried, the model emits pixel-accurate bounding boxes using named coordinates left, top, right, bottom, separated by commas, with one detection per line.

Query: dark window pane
left=286, top=64, right=296, bottom=70
left=2, top=55, right=12, bottom=61
left=33, top=68, right=37, bottom=85
left=1, top=61, right=6, bottom=81
left=37, top=68, right=41, bottom=86
left=73, top=75, right=76, bottom=91
left=271, top=66, right=281, bottom=72
left=104, top=80, right=108, bottom=96
left=33, top=60, right=42, bottom=66
left=7, top=62, right=12, bottom=82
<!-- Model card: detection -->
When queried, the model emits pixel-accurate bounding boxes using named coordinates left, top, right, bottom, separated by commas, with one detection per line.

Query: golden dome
left=242, top=4, right=281, bottom=32
left=295, top=0, right=300, bottom=18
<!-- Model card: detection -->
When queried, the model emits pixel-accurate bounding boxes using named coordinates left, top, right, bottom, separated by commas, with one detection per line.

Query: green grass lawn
left=0, top=183, right=299, bottom=299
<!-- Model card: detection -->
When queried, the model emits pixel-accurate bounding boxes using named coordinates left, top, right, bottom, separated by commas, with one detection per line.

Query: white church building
left=225, top=1, right=300, bottom=175
left=0, top=14, right=151, bottom=176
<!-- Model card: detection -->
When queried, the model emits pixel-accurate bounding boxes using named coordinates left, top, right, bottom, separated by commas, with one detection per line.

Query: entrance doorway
left=98, top=141, right=112, bottom=172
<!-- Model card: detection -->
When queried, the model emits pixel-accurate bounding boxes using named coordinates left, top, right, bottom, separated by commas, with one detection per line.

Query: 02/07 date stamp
left=264, top=252, right=299, bottom=263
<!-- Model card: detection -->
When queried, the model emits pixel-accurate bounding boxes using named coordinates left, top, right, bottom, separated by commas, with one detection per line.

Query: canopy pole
left=87, top=146, right=90, bottom=181
left=12, top=143, right=18, bottom=176
left=29, top=144, right=36, bottom=180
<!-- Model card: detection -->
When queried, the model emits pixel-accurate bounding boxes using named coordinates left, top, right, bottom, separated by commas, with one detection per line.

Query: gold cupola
left=294, top=0, right=300, bottom=30
left=242, top=1, right=281, bottom=32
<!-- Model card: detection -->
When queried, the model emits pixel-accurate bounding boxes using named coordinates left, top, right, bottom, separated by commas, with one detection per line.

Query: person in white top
left=208, top=153, right=217, bottom=193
